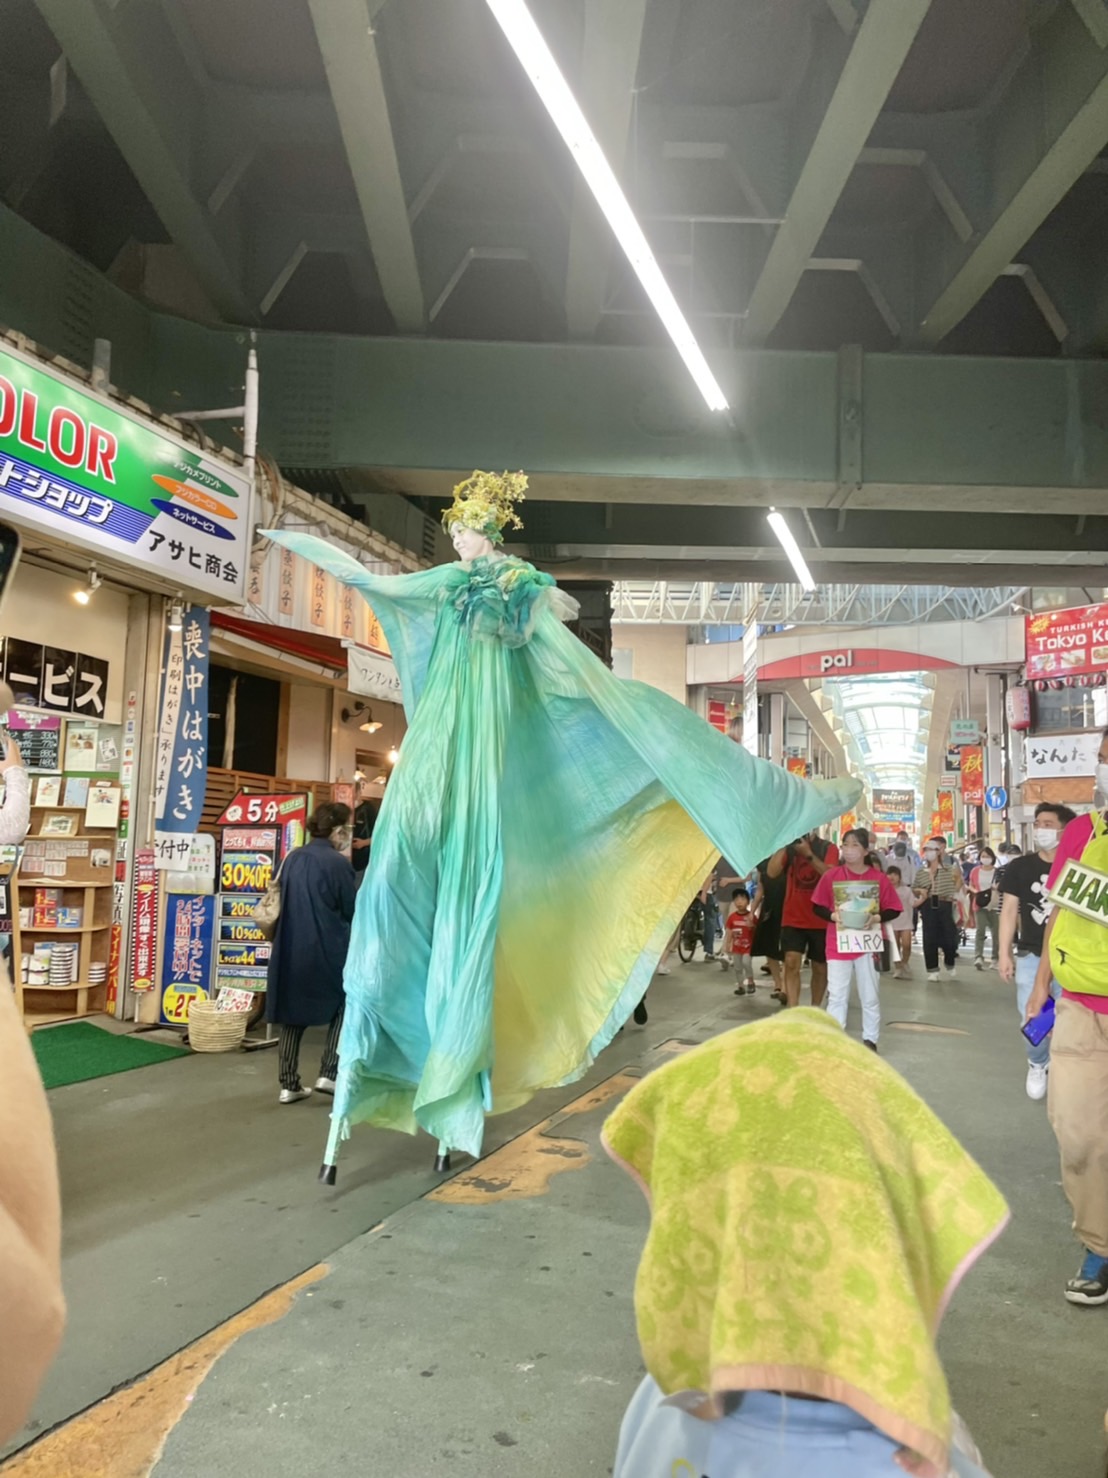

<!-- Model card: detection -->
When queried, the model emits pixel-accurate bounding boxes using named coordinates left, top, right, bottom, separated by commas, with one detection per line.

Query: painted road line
left=0, top=1265, right=329, bottom=1478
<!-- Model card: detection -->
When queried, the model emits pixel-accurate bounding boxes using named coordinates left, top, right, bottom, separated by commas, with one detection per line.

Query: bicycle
left=677, top=897, right=705, bottom=963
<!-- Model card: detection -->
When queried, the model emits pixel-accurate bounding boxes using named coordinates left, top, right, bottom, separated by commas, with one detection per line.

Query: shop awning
left=210, top=612, right=348, bottom=672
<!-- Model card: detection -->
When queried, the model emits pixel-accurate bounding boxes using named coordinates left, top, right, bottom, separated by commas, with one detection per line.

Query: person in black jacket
left=266, top=801, right=356, bottom=1104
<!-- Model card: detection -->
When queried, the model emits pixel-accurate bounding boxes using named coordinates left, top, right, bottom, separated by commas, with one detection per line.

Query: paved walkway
left=4, top=960, right=1107, bottom=1476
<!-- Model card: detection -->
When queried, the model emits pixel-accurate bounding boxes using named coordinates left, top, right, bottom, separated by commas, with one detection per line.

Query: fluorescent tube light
left=485, top=0, right=729, bottom=413
left=767, top=509, right=815, bottom=591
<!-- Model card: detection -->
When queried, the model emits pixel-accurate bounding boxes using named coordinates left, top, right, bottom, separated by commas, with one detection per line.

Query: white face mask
left=1034, top=827, right=1060, bottom=852
left=923, top=848, right=939, bottom=861
left=1096, top=762, right=1108, bottom=808
left=842, top=845, right=865, bottom=866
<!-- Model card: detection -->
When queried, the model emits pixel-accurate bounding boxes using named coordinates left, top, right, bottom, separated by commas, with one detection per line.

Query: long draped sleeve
left=260, top=529, right=459, bottom=717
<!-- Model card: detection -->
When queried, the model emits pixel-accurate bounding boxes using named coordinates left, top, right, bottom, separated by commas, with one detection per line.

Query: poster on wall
left=154, top=606, right=209, bottom=865
left=0, top=342, right=251, bottom=602
left=159, top=894, right=215, bottom=1025
left=164, top=834, right=217, bottom=894
left=1026, top=603, right=1108, bottom=681
left=5, top=712, right=61, bottom=771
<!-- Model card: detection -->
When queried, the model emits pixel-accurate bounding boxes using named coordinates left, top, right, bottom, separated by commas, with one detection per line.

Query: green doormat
left=32, top=1022, right=188, bottom=1090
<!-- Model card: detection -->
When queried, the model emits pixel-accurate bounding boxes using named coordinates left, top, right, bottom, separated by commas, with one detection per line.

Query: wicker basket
left=188, top=1000, right=249, bottom=1053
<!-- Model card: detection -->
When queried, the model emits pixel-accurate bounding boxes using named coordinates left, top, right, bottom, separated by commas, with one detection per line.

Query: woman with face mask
left=968, top=848, right=1000, bottom=971
left=265, top=801, right=356, bottom=1106
left=811, top=828, right=902, bottom=1051
left=912, top=837, right=962, bottom=981
left=1026, top=727, right=1108, bottom=1306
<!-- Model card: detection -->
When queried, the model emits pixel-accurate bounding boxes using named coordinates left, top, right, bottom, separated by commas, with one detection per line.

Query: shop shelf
left=18, top=924, right=110, bottom=935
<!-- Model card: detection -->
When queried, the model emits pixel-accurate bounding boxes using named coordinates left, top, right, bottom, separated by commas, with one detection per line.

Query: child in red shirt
left=723, top=888, right=756, bottom=995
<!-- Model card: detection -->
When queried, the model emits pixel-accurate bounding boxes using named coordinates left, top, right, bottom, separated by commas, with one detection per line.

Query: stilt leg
left=433, top=1139, right=451, bottom=1173
left=319, top=1110, right=343, bottom=1187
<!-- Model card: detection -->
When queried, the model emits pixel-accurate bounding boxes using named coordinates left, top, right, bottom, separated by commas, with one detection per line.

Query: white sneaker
left=656, top=964, right=671, bottom=976
left=943, top=966, right=957, bottom=981
left=1026, top=1063, right=1048, bottom=1101
left=974, top=958, right=984, bottom=971
left=314, top=1077, right=336, bottom=1095
left=926, top=971, right=940, bottom=982
left=892, top=969, right=907, bottom=980
left=279, top=1087, right=312, bottom=1105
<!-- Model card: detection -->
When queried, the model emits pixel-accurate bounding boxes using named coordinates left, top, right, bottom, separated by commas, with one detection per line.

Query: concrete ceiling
left=3, top=0, right=1108, bottom=583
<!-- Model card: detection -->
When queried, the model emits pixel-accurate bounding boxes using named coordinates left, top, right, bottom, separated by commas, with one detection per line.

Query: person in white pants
left=812, top=828, right=904, bottom=1052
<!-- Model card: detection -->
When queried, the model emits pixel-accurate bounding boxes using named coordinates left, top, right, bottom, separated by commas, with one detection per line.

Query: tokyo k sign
left=0, top=343, right=251, bottom=603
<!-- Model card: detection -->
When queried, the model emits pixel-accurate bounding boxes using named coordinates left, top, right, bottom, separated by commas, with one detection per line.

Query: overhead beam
left=918, top=2, right=1108, bottom=345
left=6, top=200, right=1108, bottom=513
left=32, top=0, right=252, bottom=320
left=307, top=0, right=425, bottom=333
left=741, top=0, right=932, bottom=345
left=564, top=0, right=650, bottom=339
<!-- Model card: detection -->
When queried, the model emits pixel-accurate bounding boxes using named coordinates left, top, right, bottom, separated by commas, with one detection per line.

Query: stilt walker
left=264, top=473, right=861, bottom=1182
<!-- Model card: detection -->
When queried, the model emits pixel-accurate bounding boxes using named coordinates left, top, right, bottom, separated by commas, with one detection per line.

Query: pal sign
left=819, top=651, right=854, bottom=673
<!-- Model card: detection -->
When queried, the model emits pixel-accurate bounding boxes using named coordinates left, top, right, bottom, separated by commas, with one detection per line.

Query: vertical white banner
left=742, top=584, right=759, bottom=758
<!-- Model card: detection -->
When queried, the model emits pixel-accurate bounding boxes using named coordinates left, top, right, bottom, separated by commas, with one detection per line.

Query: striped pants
left=278, top=1006, right=344, bottom=1091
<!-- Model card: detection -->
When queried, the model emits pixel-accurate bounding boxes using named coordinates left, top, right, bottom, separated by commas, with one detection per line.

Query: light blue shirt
left=614, top=1377, right=994, bottom=1478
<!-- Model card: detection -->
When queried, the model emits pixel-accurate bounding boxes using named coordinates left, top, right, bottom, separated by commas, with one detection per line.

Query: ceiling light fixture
left=766, top=509, right=815, bottom=592
left=386, top=747, right=399, bottom=765
left=167, top=597, right=185, bottom=633
left=73, top=566, right=101, bottom=606
left=484, top=0, right=729, bottom=413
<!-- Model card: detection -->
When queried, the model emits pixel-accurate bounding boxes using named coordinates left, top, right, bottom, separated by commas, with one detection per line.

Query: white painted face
left=451, top=525, right=495, bottom=561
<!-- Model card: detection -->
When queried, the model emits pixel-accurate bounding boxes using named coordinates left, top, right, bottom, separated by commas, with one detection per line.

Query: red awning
left=210, top=612, right=348, bottom=672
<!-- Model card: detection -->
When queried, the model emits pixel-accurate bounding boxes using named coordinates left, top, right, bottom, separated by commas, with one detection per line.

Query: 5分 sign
left=0, top=343, right=250, bottom=602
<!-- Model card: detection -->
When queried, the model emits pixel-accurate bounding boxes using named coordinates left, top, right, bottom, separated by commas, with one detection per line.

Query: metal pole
left=242, top=332, right=259, bottom=491
left=91, top=338, right=111, bottom=394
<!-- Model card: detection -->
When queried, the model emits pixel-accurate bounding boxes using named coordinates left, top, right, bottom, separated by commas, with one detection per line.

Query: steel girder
left=610, top=582, right=1030, bottom=627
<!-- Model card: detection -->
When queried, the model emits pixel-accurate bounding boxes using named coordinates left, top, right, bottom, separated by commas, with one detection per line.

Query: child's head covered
left=602, top=1010, right=1009, bottom=1475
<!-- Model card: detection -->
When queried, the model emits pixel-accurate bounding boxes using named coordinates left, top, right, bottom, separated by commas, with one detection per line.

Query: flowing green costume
left=264, top=530, right=861, bottom=1163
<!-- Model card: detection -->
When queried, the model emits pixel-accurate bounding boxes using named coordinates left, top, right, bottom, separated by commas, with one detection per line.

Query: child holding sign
left=812, top=828, right=903, bottom=1052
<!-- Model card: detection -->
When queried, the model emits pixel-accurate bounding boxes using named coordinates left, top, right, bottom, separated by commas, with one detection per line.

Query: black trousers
left=921, top=899, right=958, bottom=972
left=278, top=1006, right=343, bottom=1090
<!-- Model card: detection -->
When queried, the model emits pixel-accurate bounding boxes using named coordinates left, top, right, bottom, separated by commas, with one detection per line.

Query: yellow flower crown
left=442, top=470, right=528, bottom=544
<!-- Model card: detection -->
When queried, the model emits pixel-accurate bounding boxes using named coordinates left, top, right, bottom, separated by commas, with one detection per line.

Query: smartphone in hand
left=1021, top=996, right=1055, bottom=1047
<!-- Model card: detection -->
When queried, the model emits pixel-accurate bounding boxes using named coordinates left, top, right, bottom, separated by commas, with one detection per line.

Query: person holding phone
left=997, top=803, right=1075, bottom=1100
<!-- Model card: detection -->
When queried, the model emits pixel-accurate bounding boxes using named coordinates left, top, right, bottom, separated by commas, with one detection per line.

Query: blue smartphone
left=1021, top=996, right=1055, bottom=1047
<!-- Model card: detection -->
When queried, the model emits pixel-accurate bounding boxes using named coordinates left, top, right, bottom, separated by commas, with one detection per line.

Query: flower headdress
left=442, top=470, right=528, bottom=544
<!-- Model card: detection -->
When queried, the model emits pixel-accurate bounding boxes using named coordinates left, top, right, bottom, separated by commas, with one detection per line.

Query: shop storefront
left=1015, top=601, right=1108, bottom=829
left=0, top=335, right=252, bottom=1030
